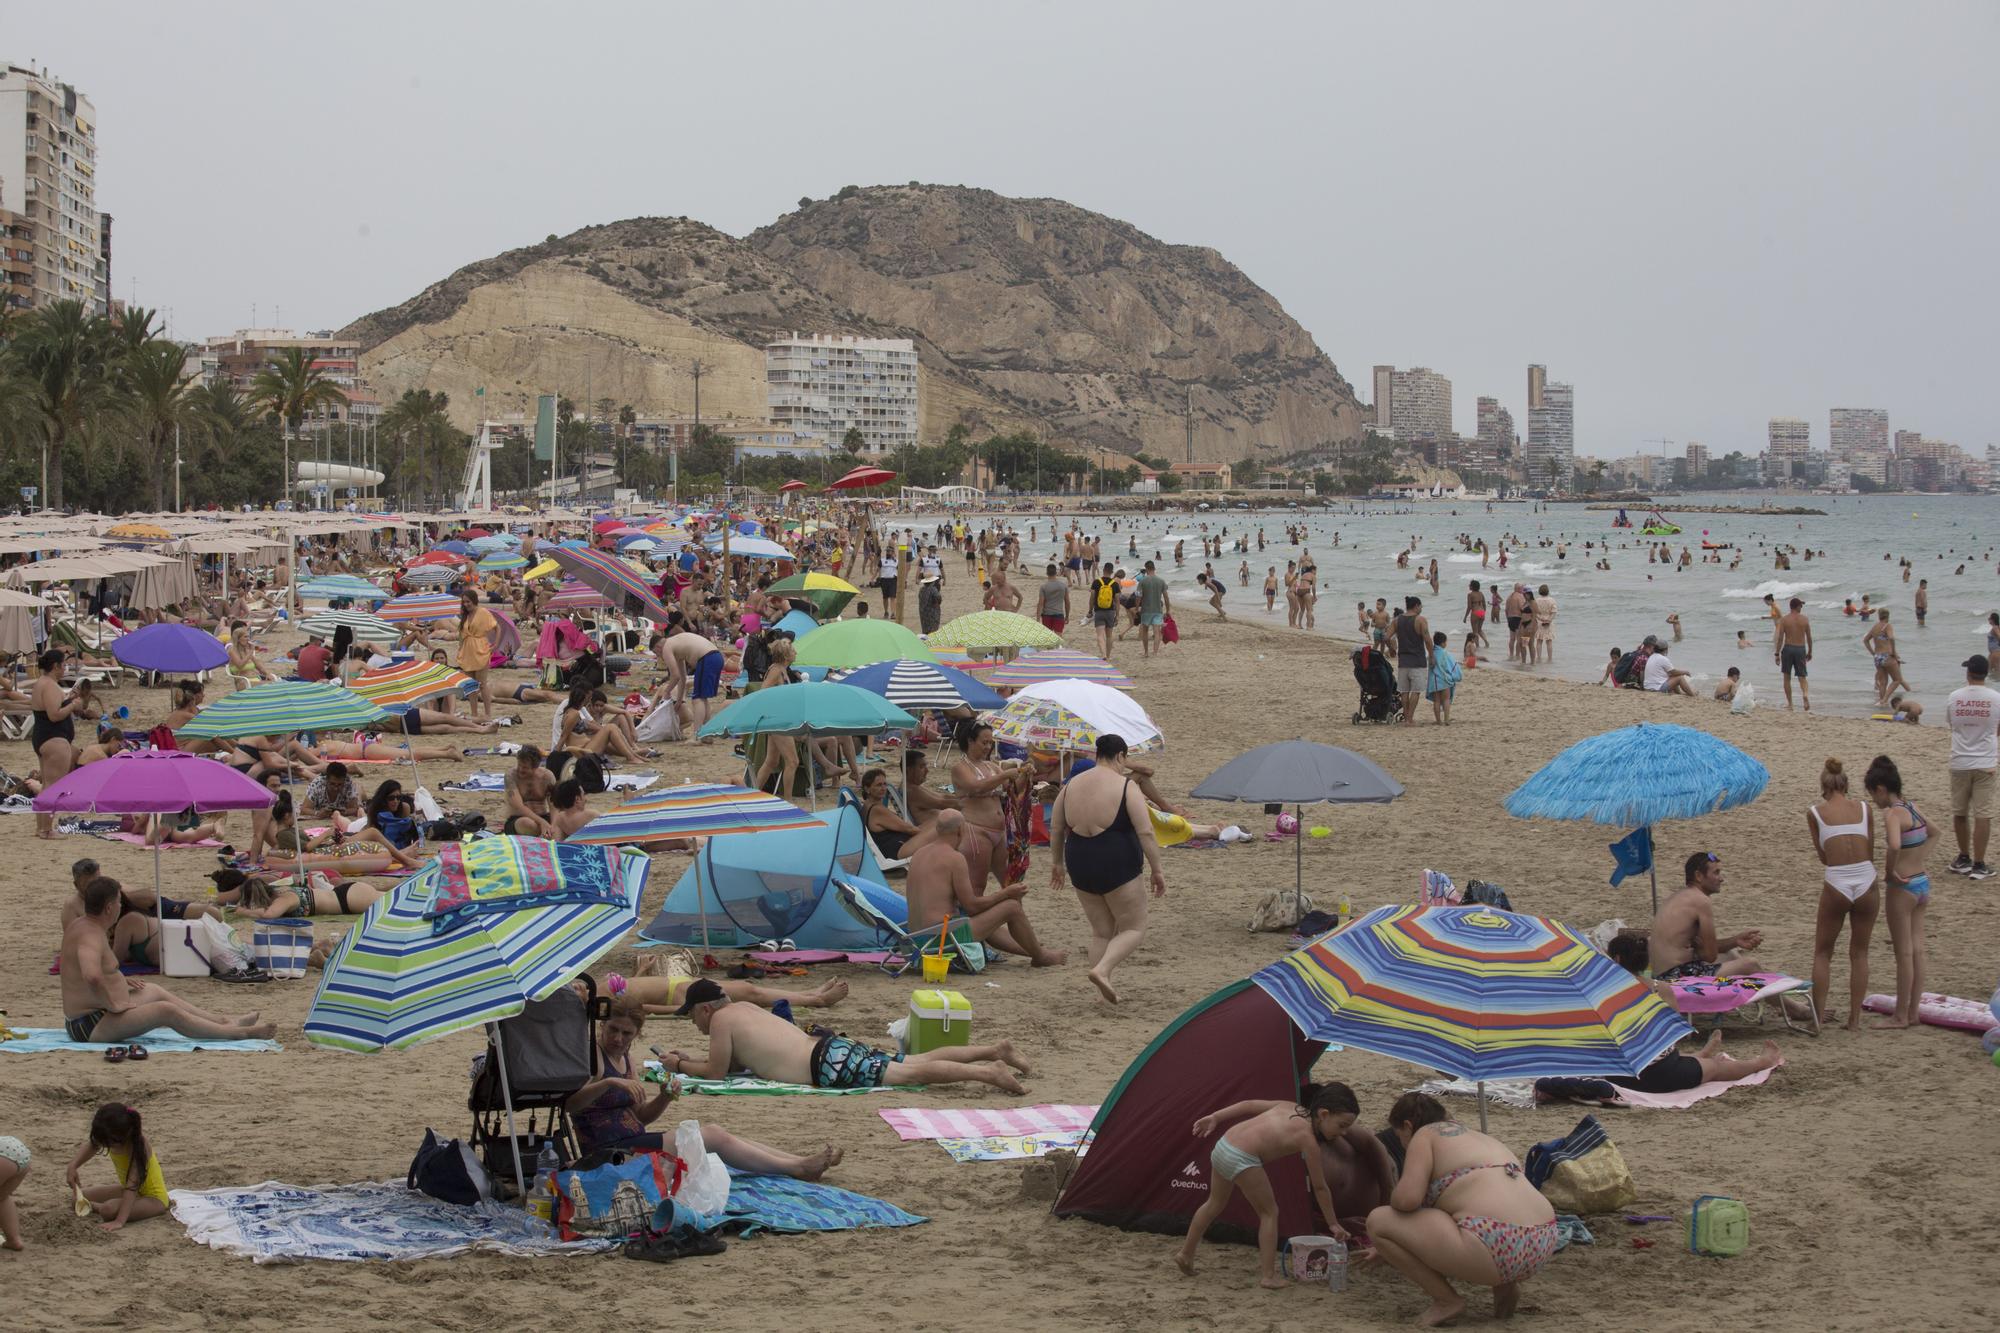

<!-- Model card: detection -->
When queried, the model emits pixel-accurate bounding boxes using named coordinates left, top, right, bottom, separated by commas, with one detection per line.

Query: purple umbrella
left=110, top=623, right=230, bottom=674
left=36, top=751, right=275, bottom=945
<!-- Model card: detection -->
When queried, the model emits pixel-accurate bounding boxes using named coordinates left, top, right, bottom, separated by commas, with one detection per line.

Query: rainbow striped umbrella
left=545, top=579, right=613, bottom=612
left=927, top=610, right=1061, bottom=652
left=1254, top=904, right=1691, bottom=1128
left=984, top=648, right=1135, bottom=689
left=476, top=551, right=529, bottom=571
left=378, top=592, right=462, bottom=623
left=351, top=660, right=479, bottom=710
left=548, top=545, right=672, bottom=623
left=564, top=782, right=822, bottom=846
left=304, top=838, right=651, bottom=1054
left=174, top=680, right=389, bottom=739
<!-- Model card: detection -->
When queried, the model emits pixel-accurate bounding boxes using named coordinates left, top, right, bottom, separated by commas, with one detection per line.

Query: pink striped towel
left=879, top=1104, right=1099, bottom=1142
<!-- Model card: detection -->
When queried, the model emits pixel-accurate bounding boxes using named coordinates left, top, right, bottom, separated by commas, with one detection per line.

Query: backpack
left=408, top=1129, right=492, bottom=1206
left=1612, top=651, right=1641, bottom=686
left=1688, top=1194, right=1750, bottom=1257
left=1095, top=579, right=1114, bottom=609
left=544, top=748, right=607, bottom=795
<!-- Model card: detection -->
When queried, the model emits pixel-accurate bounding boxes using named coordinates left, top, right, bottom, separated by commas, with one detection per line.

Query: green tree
left=5, top=300, right=117, bottom=509
left=1234, top=458, right=1264, bottom=488
left=841, top=426, right=867, bottom=455
left=124, top=337, right=200, bottom=511
left=248, top=346, right=349, bottom=507
left=1544, top=457, right=1561, bottom=492
left=1158, top=471, right=1184, bottom=493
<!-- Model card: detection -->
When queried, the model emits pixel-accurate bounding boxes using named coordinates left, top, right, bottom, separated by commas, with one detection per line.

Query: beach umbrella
left=397, top=563, right=460, bottom=588
left=378, top=591, right=462, bottom=623
left=350, top=660, right=479, bottom=710
left=547, top=545, right=673, bottom=623
left=929, top=647, right=999, bottom=674
left=1504, top=722, right=1770, bottom=913
left=770, top=607, right=820, bottom=639
left=928, top=610, right=1061, bottom=652
left=792, top=618, right=936, bottom=670
left=985, top=678, right=1162, bottom=753
left=35, top=751, right=273, bottom=952
left=827, top=465, right=896, bottom=491
left=984, top=648, right=1135, bottom=689
left=705, top=535, right=792, bottom=560
left=110, top=622, right=229, bottom=674
left=409, top=550, right=470, bottom=567
left=522, top=558, right=561, bottom=581
left=435, top=540, right=473, bottom=556
left=699, top=681, right=915, bottom=739
left=299, top=610, right=400, bottom=645
left=476, top=551, right=529, bottom=571
left=466, top=535, right=513, bottom=555
left=830, top=658, right=1006, bottom=713
left=105, top=521, right=176, bottom=542
left=1192, top=739, right=1405, bottom=910
left=174, top=679, right=390, bottom=739
left=545, top=579, right=614, bottom=613
left=766, top=571, right=857, bottom=619
left=303, top=837, right=651, bottom=1192
left=461, top=527, right=493, bottom=540
left=778, top=479, right=809, bottom=492
left=296, top=574, right=391, bottom=603
left=1253, top=904, right=1692, bottom=1130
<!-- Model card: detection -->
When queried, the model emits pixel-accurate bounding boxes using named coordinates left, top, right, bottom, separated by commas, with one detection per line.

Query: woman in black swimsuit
left=860, top=768, right=919, bottom=861
left=213, top=867, right=388, bottom=919
left=1048, top=734, right=1166, bottom=1005
left=31, top=650, right=90, bottom=840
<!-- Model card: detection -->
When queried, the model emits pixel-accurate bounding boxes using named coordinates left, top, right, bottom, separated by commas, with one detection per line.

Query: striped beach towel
left=878, top=1104, right=1100, bottom=1142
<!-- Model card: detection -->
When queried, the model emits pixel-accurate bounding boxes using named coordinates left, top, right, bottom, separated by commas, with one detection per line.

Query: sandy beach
left=1, top=575, right=1994, bottom=1333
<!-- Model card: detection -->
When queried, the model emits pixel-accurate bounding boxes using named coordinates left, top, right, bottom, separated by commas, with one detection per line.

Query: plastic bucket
left=920, top=953, right=950, bottom=984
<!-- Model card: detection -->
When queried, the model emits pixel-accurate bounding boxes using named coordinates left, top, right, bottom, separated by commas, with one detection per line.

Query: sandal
left=104, top=1046, right=127, bottom=1063
left=126, top=1044, right=149, bottom=1061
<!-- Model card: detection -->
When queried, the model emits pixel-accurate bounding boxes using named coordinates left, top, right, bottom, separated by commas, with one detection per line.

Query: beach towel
left=643, top=1066, right=888, bottom=1096
left=879, top=1104, right=1100, bottom=1141
left=603, top=772, right=660, bottom=793
left=94, top=831, right=228, bottom=850
left=666, top=1169, right=925, bottom=1236
left=1605, top=1061, right=1783, bottom=1109
left=1412, top=1077, right=1539, bottom=1111
left=1, top=1027, right=282, bottom=1054
left=424, top=838, right=624, bottom=933
left=745, top=949, right=898, bottom=967
left=171, top=1178, right=615, bottom=1263
left=439, top=772, right=508, bottom=793
left=935, top=1131, right=1090, bottom=1163
left=1671, top=972, right=1810, bottom=1014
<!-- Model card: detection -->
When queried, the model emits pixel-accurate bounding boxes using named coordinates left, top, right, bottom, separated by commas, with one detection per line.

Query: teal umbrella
left=698, top=681, right=915, bottom=738
left=175, top=680, right=390, bottom=739
left=792, top=619, right=936, bottom=670
left=296, top=575, right=390, bottom=603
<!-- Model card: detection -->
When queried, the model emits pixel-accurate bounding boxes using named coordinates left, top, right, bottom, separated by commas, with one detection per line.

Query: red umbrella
left=593, top=518, right=626, bottom=534
left=779, top=480, right=809, bottom=493
left=827, top=465, right=897, bottom=491
left=462, top=527, right=493, bottom=540
left=547, top=546, right=674, bottom=624
left=409, top=550, right=470, bottom=567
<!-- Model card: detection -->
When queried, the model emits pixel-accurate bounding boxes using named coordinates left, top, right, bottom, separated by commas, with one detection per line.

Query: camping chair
left=829, top=875, right=986, bottom=977
left=468, top=975, right=602, bottom=1193
left=836, top=786, right=910, bottom=875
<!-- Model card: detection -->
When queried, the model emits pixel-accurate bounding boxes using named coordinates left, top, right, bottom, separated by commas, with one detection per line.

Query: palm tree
left=6, top=300, right=116, bottom=509
left=124, top=338, right=201, bottom=511
left=1544, top=457, right=1561, bottom=493
left=248, top=346, right=348, bottom=508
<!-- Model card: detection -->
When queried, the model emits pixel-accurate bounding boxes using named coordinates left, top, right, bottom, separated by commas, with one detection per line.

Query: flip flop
left=125, top=1044, right=149, bottom=1061
left=103, top=1046, right=127, bottom=1063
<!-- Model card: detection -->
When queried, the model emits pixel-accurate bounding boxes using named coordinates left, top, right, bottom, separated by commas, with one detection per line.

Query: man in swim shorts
left=660, top=630, right=724, bottom=737
left=1775, top=597, right=1813, bottom=711
left=657, top=981, right=1029, bottom=1093
left=1648, top=852, right=1766, bottom=981
left=61, top=878, right=275, bottom=1042
left=503, top=745, right=555, bottom=837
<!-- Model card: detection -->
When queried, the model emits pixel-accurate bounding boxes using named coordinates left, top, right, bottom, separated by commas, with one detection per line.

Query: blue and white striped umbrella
left=174, top=680, right=389, bottom=739
left=398, top=564, right=460, bottom=589
left=296, top=575, right=390, bottom=603
left=467, top=535, right=515, bottom=555
left=303, top=837, right=651, bottom=1053
left=563, top=783, right=822, bottom=847
left=830, top=658, right=1005, bottom=712
left=299, top=610, right=401, bottom=645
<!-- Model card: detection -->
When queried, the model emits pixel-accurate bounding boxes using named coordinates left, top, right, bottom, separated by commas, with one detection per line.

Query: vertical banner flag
left=534, top=394, right=556, bottom=462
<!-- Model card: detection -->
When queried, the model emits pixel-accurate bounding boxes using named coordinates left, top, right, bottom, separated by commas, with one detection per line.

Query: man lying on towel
left=61, top=877, right=277, bottom=1043
left=659, top=979, right=1028, bottom=1094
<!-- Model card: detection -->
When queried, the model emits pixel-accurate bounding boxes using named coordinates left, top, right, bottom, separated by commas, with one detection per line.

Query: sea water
left=898, top=492, right=1997, bottom=721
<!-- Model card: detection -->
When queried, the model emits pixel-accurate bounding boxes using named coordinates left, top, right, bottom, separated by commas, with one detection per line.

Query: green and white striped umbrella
left=299, top=610, right=401, bottom=645
left=175, top=680, right=390, bottom=739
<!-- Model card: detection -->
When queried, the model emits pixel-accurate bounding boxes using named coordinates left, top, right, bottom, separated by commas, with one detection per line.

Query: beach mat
left=170, top=1179, right=615, bottom=1263
left=879, top=1104, right=1099, bottom=1141
left=93, top=832, right=226, bottom=849
left=1, top=1027, right=281, bottom=1054
left=935, top=1131, right=1089, bottom=1163
left=644, top=1067, right=887, bottom=1097
left=1610, top=1060, right=1783, bottom=1109
left=677, top=1169, right=925, bottom=1235
left=746, top=949, right=898, bottom=966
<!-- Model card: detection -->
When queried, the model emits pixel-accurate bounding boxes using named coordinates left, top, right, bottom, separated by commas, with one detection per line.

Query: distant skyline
left=4, top=1, right=1993, bottom=455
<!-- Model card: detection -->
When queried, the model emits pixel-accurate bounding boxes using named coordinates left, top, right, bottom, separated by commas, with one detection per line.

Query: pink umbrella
left=35, top=751, right=275, bottom=945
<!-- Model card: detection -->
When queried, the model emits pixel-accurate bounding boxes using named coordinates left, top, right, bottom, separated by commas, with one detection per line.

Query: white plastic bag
left=673, top=1119, right=730, bottom=1216
left=1730, top=681, right=1756, bottom=714
left=636, top=699, right=684, bottom=743
left=192, top=915, right=254, bottom=975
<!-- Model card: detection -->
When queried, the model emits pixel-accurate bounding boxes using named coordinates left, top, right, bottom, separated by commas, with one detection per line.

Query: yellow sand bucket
left=920, top=953, right=951, bottom=985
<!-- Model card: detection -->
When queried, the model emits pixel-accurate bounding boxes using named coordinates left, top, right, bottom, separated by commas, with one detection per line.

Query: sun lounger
left=1670, top=971, right=1819, bottom=1036
left=828, top=875, right=985, bottom=977
left=835, top=786, right=909, bottom=874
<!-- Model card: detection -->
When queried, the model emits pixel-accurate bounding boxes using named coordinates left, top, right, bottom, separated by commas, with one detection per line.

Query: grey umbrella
left=1191, top=739, right=1405, bottom=917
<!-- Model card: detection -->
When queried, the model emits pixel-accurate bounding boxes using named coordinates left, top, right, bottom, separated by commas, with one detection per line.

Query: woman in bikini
left=859, top=767, right=919, bottom=861
left=951, top=722, right=1028, bottom=896
left=30, top=650, right=89, bottom=839
left=1366, top=1093, right=1558, bottom=1328
left=214, top=866, right=392, bottom=920
left=1864, top=754, right=1930, bottom=1029
left=252, top=791, right=425, bottom=871
left=1048, top=733, right=1165, bottom=1005
left=309, top=730, right=461, bottom=764
left=224, top=623, right=275, bottom=691
left=1806, top=756, right=1878, bottom=1030
left=557, top=685, right=647, bottom=764
left=1463, top=580, right=1489, bottom=649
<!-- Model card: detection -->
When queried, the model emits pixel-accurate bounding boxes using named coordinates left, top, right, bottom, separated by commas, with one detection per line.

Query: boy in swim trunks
left=1175, top=1086, right=1355, bottom=1289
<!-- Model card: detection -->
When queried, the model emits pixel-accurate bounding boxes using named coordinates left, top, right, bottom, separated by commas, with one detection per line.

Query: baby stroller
left=1351, top=645, right=1402, bottom=724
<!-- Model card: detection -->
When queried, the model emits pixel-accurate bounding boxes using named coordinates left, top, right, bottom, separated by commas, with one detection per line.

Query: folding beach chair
left=836, top=786, right=910, bottom=875
left=829, top=875, right=985, bottom=977
left=468, top=975, right=602, bottom=1192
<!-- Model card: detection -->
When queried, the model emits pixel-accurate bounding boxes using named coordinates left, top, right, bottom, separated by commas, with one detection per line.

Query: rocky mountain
left=343, top=186, right=1365, bottom=464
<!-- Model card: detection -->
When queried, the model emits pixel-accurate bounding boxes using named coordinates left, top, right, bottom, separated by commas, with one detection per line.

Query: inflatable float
left=1861, top=991, right=1996, bottom=1032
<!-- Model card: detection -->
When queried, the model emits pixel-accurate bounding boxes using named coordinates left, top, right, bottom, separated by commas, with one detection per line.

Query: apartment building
left=0, top=64, right=106, bottom=314
left=1685, top=442, right=1709, bottom=474
left=1475, top=397, right=1514, bottom=461
left=765, top=332, right=919, bottom=456
left=204, top=329, right=378, bottom=426
left=1388, top=366, right=1452, bottom=441
left=1525, top=381, right=1574, bottom=485
left=1372, top=365, right=1395, bottom=431
left=1828, top=407, right=1887, bottom=459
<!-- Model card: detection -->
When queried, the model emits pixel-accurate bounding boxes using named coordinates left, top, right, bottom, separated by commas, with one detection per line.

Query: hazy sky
left=8, top=1, right=1994, bottom=456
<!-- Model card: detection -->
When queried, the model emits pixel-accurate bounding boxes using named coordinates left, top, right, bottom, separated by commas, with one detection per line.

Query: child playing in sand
left=1174, top=1085, right=1355, bottom=1288
left=66, top=1104, right=168, bottom=1232
left=0, top=1135, right=28, bottom=1250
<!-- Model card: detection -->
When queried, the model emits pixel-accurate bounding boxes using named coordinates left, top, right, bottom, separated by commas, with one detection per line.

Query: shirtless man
left=657, top=630, right=725, bottom=737
left=950, top=724, right=1028, bottom=891
left=503, top=745, right=556, bottom=836
left=987, top=567, right=1022, bottom=615
left=1647, top=852, right=1765, bottom=981
left=1776, top=596, right=1813, bottom=711
left=903, top=752, right=960, bottom=826
left=1503, top=585, right=1528, bottom=662
left=659, top=980, right=1028, bottom=1093
left=905, top=812, right=1065, bottom=966
left=548, top=778, right=596, bottom=839
left=61, top=877, right=276, bottom=1042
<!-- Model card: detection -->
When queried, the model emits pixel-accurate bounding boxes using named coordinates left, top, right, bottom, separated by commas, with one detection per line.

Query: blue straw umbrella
left=1504, top=722, right=1769, bottom=913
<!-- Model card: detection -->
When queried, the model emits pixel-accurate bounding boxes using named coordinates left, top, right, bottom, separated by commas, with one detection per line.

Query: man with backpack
left=1089, top=561, right=1120, bottom=661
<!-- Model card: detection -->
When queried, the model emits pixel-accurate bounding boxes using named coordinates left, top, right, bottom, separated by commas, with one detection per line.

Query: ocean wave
left=1446, top=553, right=1485, bottom=564
left=1720, top=579, right=1835, bottom=600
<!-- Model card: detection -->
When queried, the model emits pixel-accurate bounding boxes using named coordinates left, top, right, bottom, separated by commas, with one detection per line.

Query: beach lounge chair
left=829, top=874, right=985, bottom=977
left=1670, top=971, right=1820, bottom=1037
left=467, top=976, right=601, bottom=1190
left=836, top=786, right=910, bottom=875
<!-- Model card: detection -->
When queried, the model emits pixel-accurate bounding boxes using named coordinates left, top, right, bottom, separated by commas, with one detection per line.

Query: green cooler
left=907, top=988, right=973, bottom=1055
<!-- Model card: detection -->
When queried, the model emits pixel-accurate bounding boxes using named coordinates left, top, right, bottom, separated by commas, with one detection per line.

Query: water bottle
left=1326, top=1238, right=1349, bottom=1292
left=527, top=1141, right=560, bottom=1222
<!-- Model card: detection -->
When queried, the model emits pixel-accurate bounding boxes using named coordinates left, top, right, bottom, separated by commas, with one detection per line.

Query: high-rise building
left=1828, top=407, right=1887, bottom=460
left=203, top=329, right=378, bottom=427
left=1475, top=397, right=1514, bottom=461
left=0, top=64, right=104, bottom=314
left=1526, top=380, right=1574, bottom=486
left=1388, top=367, right=1451, bottom=441
left=765, top=332, right=919, bottom=456
left=1686, top=442, right=1709, bottom=475
left=1527, top=364, right=1546, bottom=412
left=1371, top=365, right=1395, bottom=432
left=1766, top=417, right=1810, bottom=459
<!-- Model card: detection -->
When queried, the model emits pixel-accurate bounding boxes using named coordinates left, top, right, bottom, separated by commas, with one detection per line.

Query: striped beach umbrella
left=928, top=610, right=1062, bottom=652
left=830, top=658, right=1005, bottom=712
left=350, top=660, right=479, bottom=711
left=304, top=838, right=651, bottom=1054
left=398, top=563, right=461, bottom=588
left=928, top=647, right=999, bottom=674
left=766, top=570, right=857, bottom=619
left=545, top=579, right=613, bottom=612
left=564, top=782, right=822, bottom=846
left=174, top=680, right=389, bottom=739
left=1253, top=904, right=1692, bottom=1127
left=984, top=648, right=1135, bottom=689
left=547, top=545, right=673, bottom=623
left=476, top=551, right=529, bottom=571
left=300, top=610, right=401, bottom=645
left=378, top=591, right=462, bottom=623
left=296, top=574, right=390, bottom=603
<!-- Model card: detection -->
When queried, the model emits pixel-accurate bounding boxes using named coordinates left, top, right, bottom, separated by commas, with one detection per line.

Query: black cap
left=675, top=978, right=724, bottom=1014
left=1965, top=656, right=1990, bottom=678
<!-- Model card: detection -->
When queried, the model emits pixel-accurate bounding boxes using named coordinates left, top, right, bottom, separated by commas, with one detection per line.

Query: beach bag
left=635, top=699, right=684, bottom=743
left=1249, top=889, right=1313, bottom=932
left=1525, top=1114, right=1635, bottom=1214
left=249, top=918, right=313, bottom=979
left=1688, top=1194, right=1750, bottom=1257
left=553, top=1149, right=687, bottom=1241
left=572, top=753, right=608, bottom=795
left=1730, top=681, right=1756, bottom=715
left=1160, top=614, right=1180, bottom=645
left=408, top=1129, right=492, bottom=1207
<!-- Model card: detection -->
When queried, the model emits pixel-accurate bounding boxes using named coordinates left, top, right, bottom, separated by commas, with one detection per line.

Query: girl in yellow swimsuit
left=67, top=1104, right=169, bottom=1232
